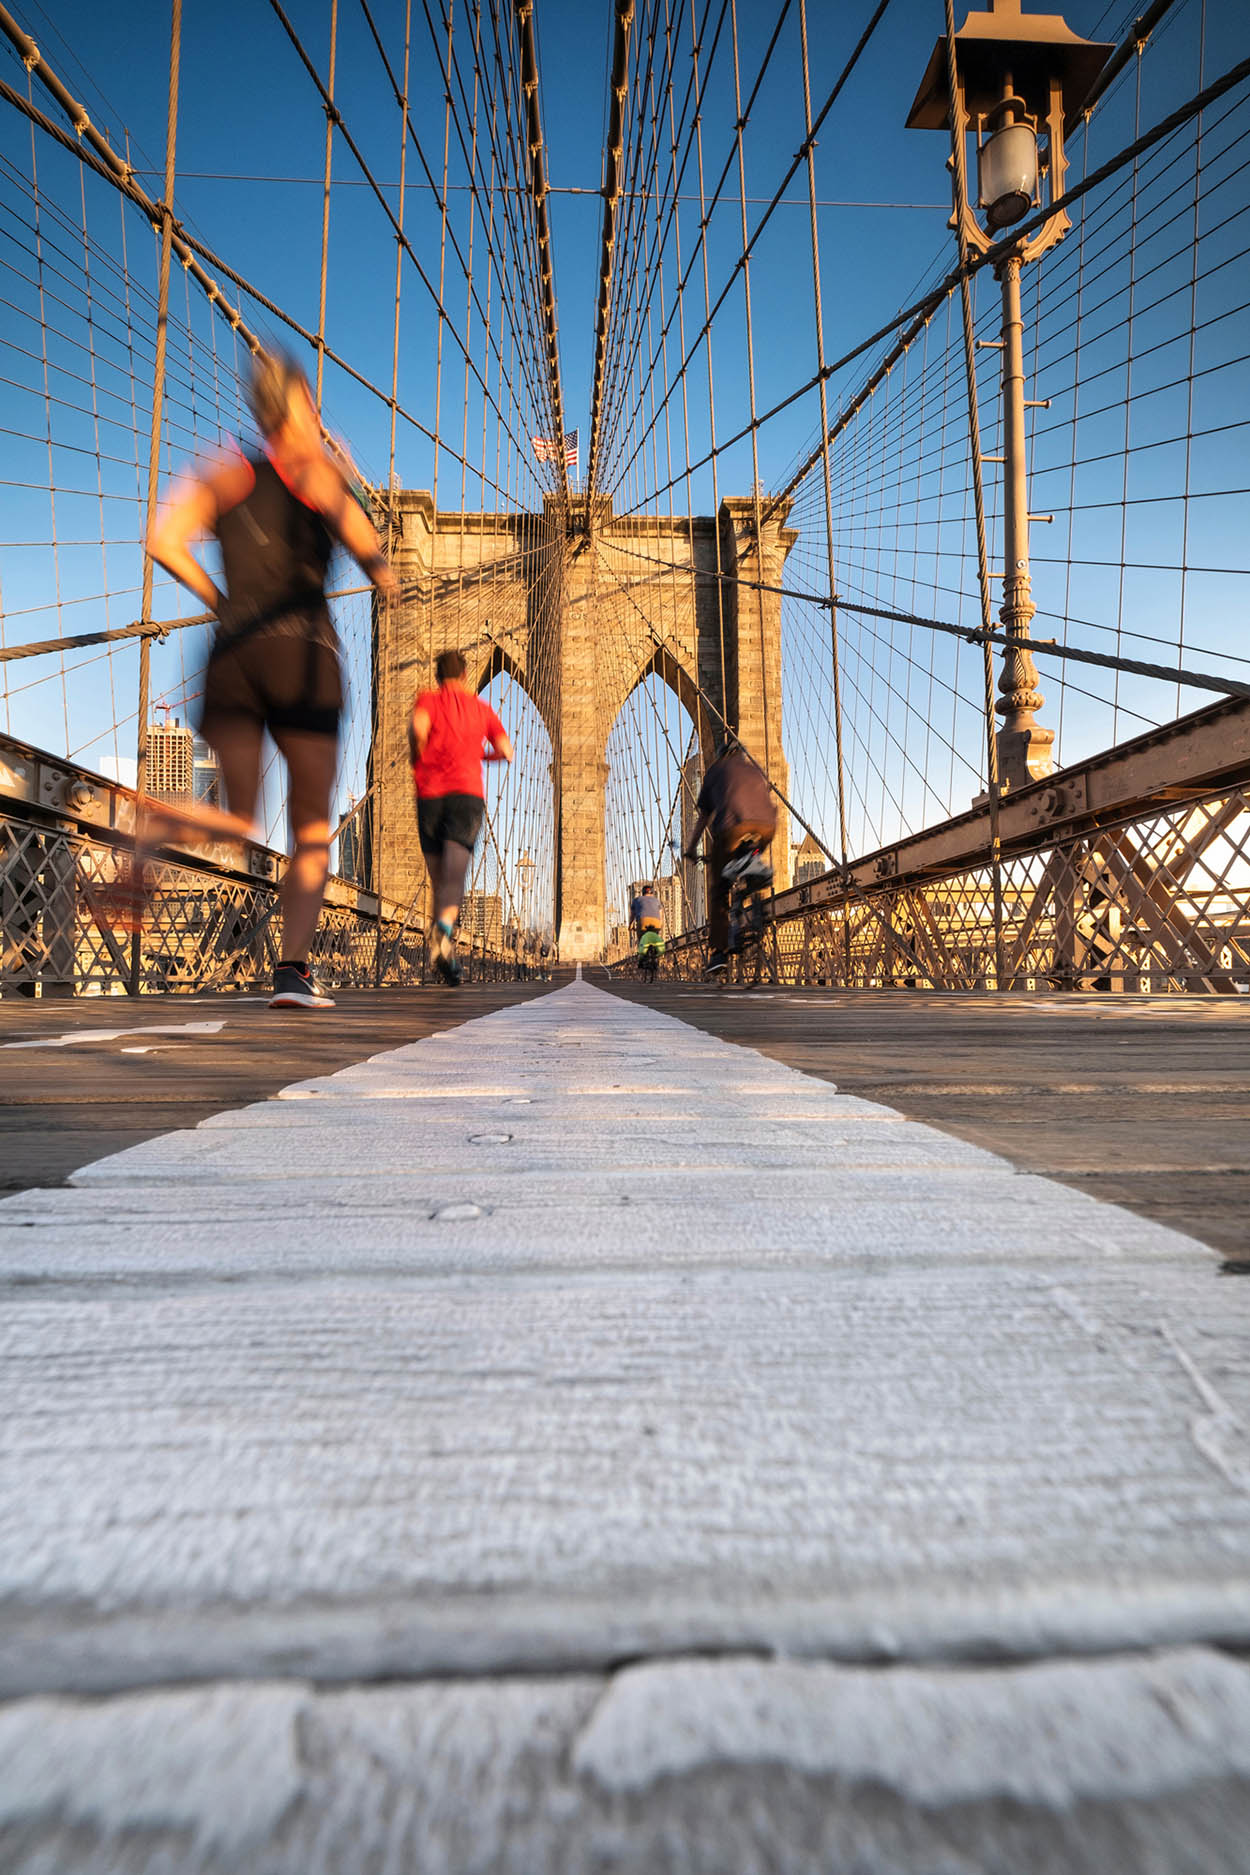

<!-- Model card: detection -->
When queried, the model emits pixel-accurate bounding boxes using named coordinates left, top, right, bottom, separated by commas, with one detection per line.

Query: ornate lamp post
left=516, top=848, right=536, bottom=954
left=908, top=1, right=1111, bottom=789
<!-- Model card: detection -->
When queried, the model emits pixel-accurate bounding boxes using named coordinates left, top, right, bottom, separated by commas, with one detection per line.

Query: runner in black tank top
left=207, top=453, right=342, bottom=740
left=147, top=352, right=398, bottom=1008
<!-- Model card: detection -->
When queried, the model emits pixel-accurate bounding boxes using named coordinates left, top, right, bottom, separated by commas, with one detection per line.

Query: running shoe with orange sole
left=269, top=962, right=336, bottom=1008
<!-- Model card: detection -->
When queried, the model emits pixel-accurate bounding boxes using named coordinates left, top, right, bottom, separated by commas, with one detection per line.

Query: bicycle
left=723, top=843, right=773, bottom=975
left=685, top=842, right=774, bottom=981
left=636, top=927, right=663, bottom=983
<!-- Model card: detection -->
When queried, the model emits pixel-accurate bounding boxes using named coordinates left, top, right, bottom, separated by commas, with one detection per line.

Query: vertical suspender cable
left=430, top=0, right=456, bottom=703
left=315, top=0, right=339, bottom=413
left=797, top=0, right=852, bottom=983
left=586, top=0, right=635, bottom=508
left=664, top=0, right=707, bottom=761
left=730, top=0, right=777, bottom=978
left=942, top=0, right=1005, bottom=990
left=514, top=0, right=570, bottom=508
left=132, top=0, right=182, bottom=996
left=375, top=0, right=412, bottom=982
left=730, top=0, right=769, bottom=786
left=688, top=0, right=730, bottom=730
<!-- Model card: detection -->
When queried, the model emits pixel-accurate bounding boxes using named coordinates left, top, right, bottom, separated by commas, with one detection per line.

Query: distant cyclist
left=147, top=349, right=397, bottom=1009
left=629, top=883, right=663, bottom=941
left=630, top=882, right=664, bottom=981
left=410, top=648, right=513, bottom=985
left=683, top=736, right=777, bottom=975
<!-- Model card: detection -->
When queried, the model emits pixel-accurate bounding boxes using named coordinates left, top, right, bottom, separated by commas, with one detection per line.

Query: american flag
left=532, top=430, right=579, bottom=468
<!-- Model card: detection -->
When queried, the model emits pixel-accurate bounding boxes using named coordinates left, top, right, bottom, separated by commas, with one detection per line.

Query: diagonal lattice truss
left=0, top=796, right=517, bottom=995
left=650, top=785, right=1250, bottom=994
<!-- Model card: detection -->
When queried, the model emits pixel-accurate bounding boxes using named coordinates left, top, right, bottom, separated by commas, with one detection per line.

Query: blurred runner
left=410, top=648, right=513, bottom=985
left=146, top=351, right=397, bottom=1009
left=684, top=736, right=777, bottom=975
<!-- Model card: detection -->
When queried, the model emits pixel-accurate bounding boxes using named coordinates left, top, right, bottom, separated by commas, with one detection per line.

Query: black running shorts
left=416, top=791, right=485, bottom=857
left=200, top=607, right=343, bottom=741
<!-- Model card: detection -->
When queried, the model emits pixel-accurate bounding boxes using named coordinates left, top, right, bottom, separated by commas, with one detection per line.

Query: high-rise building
left=147, top=718, right=193, bottom=801
left=516, top=850, right=536, bottom=935
left=191, top=735, right=221, bottom=809
left=679, top=752, right=705, bottom=927
left=656, top=871, right=681, bottom=934
left=461, top=890, right=502, bottom=951
left=793, top=830, right=826, bottom=888
left=338, top=798, right=361, bottom=881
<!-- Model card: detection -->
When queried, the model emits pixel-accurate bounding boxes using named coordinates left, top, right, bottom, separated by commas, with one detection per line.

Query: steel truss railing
left=650, top=790, right=1250, bottom=995
left=620, top=700, right=1250, bottom=996
left=0, top=734, right=526, bottom=998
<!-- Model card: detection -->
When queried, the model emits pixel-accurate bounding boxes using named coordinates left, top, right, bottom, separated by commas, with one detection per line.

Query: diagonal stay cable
left=355, top=0, right=558, bottom=465
left=597, top=0, right=780, bottom=496
left=767, top=48, right=1250, bottom=507
left=430, top=0, right=564, bottom=454
left=600, top=534, right=1250, bottom=700
left=590, top=0, right=726, bottom=500
left=0, top=73, right=529, bottom=506
left=606, top=0, right=890, bottom=502
left=513, top=0, right=571, bottom=501
left=266, top=0, right=558, bottom=491
left=595, top=541, right=940, bottom=983
left=616, top=50, right=1250, bottom=517
left=590, top=0, right=691, bottom=496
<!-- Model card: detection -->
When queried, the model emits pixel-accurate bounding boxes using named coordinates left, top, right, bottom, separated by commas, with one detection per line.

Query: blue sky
left=2, top=0, right=1247, bottom=870
left=9, top=0, right=1199, bottom=500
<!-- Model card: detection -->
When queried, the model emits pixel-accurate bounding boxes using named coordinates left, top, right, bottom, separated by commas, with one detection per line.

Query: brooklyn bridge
left=1, top=0, right=1249, bottom=1866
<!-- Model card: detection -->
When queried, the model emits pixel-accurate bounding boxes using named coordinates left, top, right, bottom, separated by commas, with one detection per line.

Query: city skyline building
left=338, top=798, right=361, bottom=882
left=191, top=734, right=221, bottom=809
left=793, top=830, right=826, bottom=888
left=679, top=752, right=705, bottom=929
left=461, top=889, right=502, bottom=952
left=656, top=872, right=681, bottom=934
left=146, top=718, right=193, bottom=802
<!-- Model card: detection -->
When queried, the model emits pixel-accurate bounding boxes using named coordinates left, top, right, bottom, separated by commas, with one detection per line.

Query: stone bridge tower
left=375, top=492, right=797, bottom=961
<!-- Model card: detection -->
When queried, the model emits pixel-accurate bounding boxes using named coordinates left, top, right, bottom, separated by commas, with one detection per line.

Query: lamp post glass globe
left=978, top=116, right=1038, bottom=231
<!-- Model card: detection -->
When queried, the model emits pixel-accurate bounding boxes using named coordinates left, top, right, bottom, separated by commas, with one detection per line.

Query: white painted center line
left=2, top=1020, right=227, bottom=1051
left=0, top=978, right=1237, bottom=1701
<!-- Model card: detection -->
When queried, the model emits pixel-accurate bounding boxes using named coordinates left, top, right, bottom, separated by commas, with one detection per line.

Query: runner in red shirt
left=411, top=648, right=513, bottom=984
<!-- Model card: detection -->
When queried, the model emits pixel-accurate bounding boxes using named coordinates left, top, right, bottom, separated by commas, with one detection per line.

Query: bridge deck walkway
left=2, top=975, right=1249, bottom=1869
left=602, top=981, right=1250, bottom=1259
left=0, top=981, right=558, bottom=1198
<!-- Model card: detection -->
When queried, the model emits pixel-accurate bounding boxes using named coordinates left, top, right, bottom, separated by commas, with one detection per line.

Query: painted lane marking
left=2, top=1021, right=226, bottom=1051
